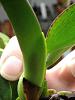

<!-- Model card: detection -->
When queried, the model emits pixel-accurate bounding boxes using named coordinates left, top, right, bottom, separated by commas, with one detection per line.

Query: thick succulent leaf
left=0, top=75, right=12, bottom=100
left=46, top=4, right=75, bottom=67
left=1, top=0, right=46, bottom=87
left=0, top=32, right=9, bottom=50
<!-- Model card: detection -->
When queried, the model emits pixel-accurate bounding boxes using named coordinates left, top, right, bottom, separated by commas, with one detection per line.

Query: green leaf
left=0, top=32, right=9, bottom=47
left=0, top=37, right=5, bottom=49
left=10, top=81, right=18, bottom=100
left=0, top=48, right=3, bottom=57
left=0, top=75, right=12, bottom=100
left=46, top=4, right=75, bottom=67
left=1, top=0, right=46, bottom=87
left=18, top=74, right=26, bottom=100
left=16, top=97, right=20, bottom=100
left=0, top=33, right=9, bottom=56
left=40, top=80, right=48, bottom=97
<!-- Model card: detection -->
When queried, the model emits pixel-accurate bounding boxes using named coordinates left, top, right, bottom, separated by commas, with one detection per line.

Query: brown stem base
left=23, top=78, right=40, bottom=100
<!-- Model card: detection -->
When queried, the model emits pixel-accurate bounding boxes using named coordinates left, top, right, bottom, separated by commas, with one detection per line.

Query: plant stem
left=23, top=78, right=40, bottom=100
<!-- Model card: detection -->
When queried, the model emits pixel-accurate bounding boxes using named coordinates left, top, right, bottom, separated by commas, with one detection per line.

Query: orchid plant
left=0, top=0, right=75, bottom=100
